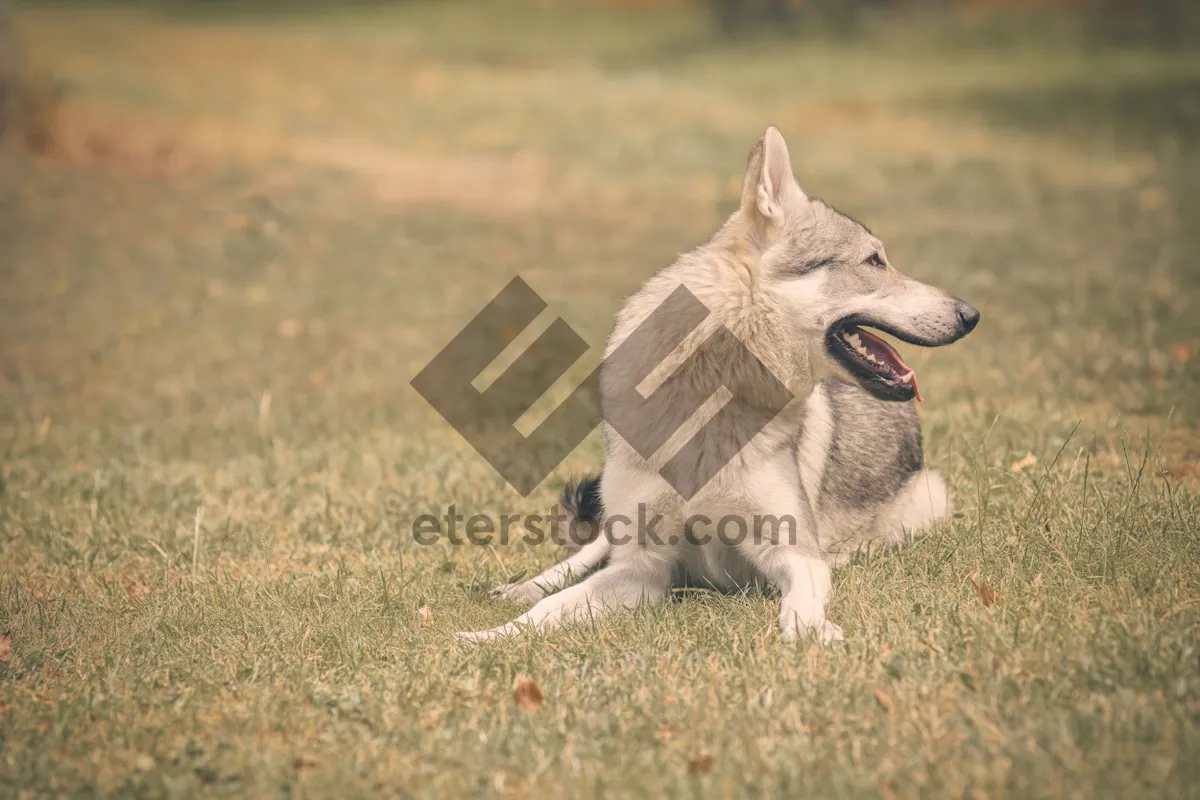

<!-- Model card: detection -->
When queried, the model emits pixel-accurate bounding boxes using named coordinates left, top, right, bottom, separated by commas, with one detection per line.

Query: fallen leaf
left=417, top=605, right=432, bottom=624
left=244, top=284, right=272, bottom=305
left=971, top=579, right=998, bottom=606
left=687, top=754, right=715, bottom=774
left=872, top=686, right=894, bottom=712
left=0, top=633, right=10, bottom=661
left=85, top=133, right=113, bottom=159
left=258, top=391, right=272, bottom=434
left=1138, top=186, right=1167, bottom=211
left=513, top=674, right=543, bottom=711
left=37, top=719, right=52, bottom=735
left=1010, top=453, right=1037, bottom=473
left=124, top=581, right=150, bottom=603
left=1170, top=342, right=1194, bottom=365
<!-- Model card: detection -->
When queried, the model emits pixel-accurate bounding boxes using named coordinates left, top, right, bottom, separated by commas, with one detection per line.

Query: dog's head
left=735, top=126, right=978, bottom=402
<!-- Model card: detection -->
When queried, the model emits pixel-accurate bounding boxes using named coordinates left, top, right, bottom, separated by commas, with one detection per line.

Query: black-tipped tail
left=560, top=474, right=603, bottom=552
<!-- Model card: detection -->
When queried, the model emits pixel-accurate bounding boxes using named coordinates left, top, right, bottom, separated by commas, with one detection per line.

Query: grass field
left=2, top=2, right=1199, bottom=797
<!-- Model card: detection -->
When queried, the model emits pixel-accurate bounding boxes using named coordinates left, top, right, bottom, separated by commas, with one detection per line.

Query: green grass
left=2, top=2, right=1199, bottom=797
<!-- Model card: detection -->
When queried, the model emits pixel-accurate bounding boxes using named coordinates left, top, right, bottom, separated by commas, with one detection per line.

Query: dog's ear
left=740, top=126, right=810, bottom=236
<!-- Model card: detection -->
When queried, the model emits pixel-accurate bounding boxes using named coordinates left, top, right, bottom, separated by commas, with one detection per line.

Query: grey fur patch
left=818, top=381, right=924, bottom=511
left=783, top=254, right=837, bottom=277
left=773, top=199, right=879, bottom=281
left=791, top=461, right=820, bottom=547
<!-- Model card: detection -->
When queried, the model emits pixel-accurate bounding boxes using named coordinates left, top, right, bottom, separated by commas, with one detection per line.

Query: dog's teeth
left=900, top=371, right=914, bottom=384
left=866, top=354, right=879, bottom=364
left=843, top=332, right=875, bottom=361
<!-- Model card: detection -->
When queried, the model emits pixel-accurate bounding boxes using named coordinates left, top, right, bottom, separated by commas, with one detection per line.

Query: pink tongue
left=853, top=327, right=922, bottom=401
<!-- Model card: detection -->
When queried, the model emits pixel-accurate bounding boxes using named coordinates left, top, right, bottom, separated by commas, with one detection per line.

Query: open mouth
left=825, top=319, right=922, bottom=402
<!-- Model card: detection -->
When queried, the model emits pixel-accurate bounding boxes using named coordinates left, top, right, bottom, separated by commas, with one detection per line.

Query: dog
left=457, top=126, right=978, bottom=644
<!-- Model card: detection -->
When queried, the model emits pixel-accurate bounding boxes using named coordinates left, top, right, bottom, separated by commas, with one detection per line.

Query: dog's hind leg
left=489, top=536, right=612, bottom=606
left=877, top=468, right=950, bottom=542
left=488, top=475, right=609, bottom=605
left=457, top=546, right=673, bottom=642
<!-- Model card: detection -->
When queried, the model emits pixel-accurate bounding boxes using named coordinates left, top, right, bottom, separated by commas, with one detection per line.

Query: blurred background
left=3, top=0, right=1199, bottom=564
left=2, top=0, right=1197, bottom=446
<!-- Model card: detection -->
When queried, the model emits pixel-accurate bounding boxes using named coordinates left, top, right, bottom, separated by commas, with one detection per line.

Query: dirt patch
left=306, top=136, right=551, bottom=216
left=13, top=102, right=554, bottom=218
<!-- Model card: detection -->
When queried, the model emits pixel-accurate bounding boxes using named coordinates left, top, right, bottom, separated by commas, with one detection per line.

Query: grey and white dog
left=458, top=126, right=978, bottom=644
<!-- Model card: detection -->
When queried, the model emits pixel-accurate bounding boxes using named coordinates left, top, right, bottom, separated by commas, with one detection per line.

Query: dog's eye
left=866, top=253, right=886, bottom=268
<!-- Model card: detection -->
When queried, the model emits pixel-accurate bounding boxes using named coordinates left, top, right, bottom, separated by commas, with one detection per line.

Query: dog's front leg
left=754, top=546, right=842, bottom=643
left=730, top=453, right=844, bottom=644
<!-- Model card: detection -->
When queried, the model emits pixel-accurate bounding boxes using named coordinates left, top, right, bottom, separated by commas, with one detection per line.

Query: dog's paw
left=811, top=620, right=845, bottom=644
left=455, top=621, right=521, bottom=643
left=488, top=581, right=545, bottom=606
left=781, top=617, right=845, bottom=645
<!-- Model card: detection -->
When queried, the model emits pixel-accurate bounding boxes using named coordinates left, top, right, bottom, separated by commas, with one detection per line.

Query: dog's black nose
left=956, top=301, right=980, bottom=334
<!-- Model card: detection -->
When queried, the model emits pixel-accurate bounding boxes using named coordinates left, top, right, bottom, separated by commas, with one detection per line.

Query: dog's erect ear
left=740, top=126, right=809, bottom=233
